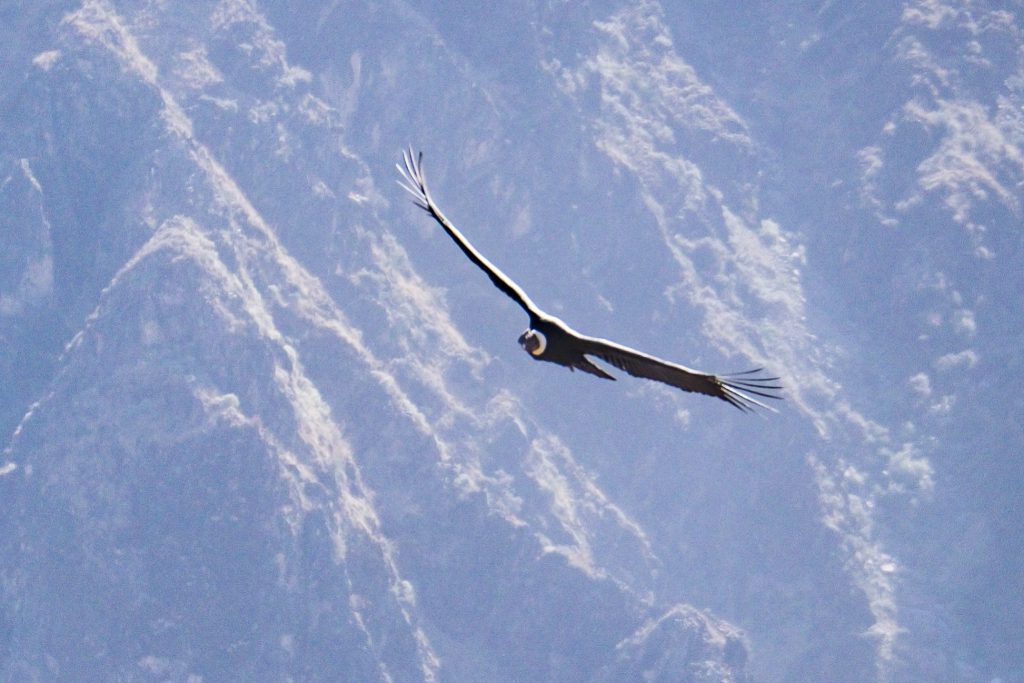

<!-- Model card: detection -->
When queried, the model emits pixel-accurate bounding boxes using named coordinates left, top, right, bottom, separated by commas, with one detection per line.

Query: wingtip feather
left=397, top=146, right=431, bottom=210
left=719, top=369, right=783, bottom=413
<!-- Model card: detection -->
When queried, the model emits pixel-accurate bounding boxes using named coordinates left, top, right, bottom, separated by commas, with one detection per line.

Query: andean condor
left=397, top=149, right=782, bottom=412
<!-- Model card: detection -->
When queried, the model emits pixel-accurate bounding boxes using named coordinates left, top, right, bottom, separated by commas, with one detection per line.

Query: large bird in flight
left=397, top=149, right=782, bottom=412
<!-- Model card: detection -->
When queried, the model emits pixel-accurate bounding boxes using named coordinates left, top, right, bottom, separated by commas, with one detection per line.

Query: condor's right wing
left=397, top=148, right=542, bottom=321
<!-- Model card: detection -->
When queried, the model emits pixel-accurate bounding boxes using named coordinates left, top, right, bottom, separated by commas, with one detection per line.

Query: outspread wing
left=397, top=148, right=540, bottom=319
left=577, top=334, right=783, bottom=412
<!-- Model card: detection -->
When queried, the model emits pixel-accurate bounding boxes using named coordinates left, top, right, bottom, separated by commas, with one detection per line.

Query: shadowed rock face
left=2, top=1, right=1022, bottom=682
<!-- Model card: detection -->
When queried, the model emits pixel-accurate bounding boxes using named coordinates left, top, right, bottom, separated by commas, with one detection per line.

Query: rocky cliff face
left=2, top=1, right=1022, bottom=681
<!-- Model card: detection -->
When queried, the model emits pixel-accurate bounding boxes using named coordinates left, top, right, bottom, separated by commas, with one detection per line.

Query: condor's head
left=518, top=329, right=546, bottom=356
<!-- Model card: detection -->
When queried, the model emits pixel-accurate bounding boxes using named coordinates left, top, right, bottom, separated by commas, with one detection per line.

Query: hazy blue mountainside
left=1, top=1, right=1022, bottom=681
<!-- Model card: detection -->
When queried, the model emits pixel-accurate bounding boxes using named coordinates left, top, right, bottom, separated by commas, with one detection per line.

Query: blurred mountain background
left=1, top=1, right=1022, bottom=681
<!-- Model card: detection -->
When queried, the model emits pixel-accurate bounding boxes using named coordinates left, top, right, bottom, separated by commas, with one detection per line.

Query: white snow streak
left=525, top=433, right=650, bottom=584
left=0, top=159, right=54, bottom=317
left=173, top=46, right=224, bottom=90
left=935, top=348, right=980, bottom=370
left=352, top=228, right=490, bottom=381
left=209, top=0, right=312, bottom=87
left=32, top=50, right=62, bottom=71
left=863, top=2, right=1024, bottom=241
left=908, top=372, right=932, bottom=398
left=902, top=0, right=1018, bottom=35
left=904, top=96, right=1023, bottom=222
left=809, top=455, right=904, bottom=668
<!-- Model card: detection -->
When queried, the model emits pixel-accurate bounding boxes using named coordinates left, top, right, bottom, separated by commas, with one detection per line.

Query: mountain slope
left=2, top=1, right=1022, bottom=681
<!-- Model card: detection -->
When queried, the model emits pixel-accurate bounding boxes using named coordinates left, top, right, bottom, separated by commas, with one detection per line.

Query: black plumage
left=397, top=149, right=782, bottom=412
